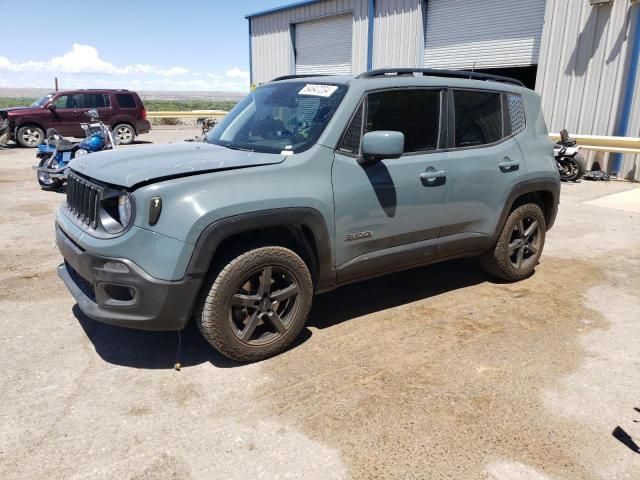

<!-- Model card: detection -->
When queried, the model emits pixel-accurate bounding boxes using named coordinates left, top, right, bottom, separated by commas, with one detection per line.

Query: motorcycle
left=186, top=117, right=218, bottom=143
left=33, top=109, right=116, bottom=190
left=554, top=129, right=586, bottom=182
left=199, top=118, right=217, bottom=136
left=0, top=112, right=9, bottom=146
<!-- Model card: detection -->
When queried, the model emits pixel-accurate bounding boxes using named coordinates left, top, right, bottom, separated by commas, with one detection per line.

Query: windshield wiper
left=222, top=144, right=254, bottom=152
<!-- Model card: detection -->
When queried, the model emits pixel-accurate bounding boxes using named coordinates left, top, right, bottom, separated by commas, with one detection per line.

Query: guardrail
left=146, top=110, right=228, bottom=119
left=549, top=133, right=640, bottom=154
left=142, top=115, right=640, bottom=155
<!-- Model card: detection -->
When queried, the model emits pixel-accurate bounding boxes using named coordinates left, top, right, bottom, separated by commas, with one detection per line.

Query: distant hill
left=0, top=87, right=245, bottom=101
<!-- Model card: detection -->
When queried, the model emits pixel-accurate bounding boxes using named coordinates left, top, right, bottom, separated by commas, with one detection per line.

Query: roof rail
left=270, top=74, right=332, bottom=82
left=356, top=68, right=525, bottom=87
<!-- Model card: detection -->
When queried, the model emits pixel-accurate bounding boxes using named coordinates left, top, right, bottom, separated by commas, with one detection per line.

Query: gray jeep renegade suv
left=56, top=68, right=560, bottom=362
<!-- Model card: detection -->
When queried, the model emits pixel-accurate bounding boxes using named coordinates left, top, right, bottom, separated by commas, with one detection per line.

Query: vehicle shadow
left=308, top=258, right=487, bottom=329
left=75, top=258, right=490, bottom=370
left=74, top=306, right=240, bottom=369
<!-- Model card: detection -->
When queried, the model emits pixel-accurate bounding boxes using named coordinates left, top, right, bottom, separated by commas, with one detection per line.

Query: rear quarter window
left=115, top=94, right=137, bottom=108
left=453, top=90, right=503, bottom=148
left=507, top=94, right=526, bottom=134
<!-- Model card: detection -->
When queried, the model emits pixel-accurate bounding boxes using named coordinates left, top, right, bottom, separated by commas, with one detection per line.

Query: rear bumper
left=136, top=120, right=151, bottom=134
left=56, top=223, right=201, bottom=331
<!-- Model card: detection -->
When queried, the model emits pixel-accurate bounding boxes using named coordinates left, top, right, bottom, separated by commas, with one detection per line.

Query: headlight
left=118, top=194, right=133, bottom=227
left=100, top=192, right=135, bottom=234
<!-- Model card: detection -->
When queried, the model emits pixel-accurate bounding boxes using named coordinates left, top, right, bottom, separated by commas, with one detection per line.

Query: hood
left=68, top=142, right=287, bottom=188
left=1, top=106, right=32, bottom=117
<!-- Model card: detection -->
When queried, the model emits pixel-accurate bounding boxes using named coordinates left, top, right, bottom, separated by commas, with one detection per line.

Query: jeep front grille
left=66, top=172, right=103, bottom=229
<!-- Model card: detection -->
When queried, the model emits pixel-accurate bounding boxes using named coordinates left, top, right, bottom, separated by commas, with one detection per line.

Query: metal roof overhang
left=245, top=0, right=325, bottom=19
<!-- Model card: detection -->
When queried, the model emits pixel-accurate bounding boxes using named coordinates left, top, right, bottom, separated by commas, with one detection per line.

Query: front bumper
left=547, top=203, right=559, bottom=231
left=56, top=223, right=201, bottom=331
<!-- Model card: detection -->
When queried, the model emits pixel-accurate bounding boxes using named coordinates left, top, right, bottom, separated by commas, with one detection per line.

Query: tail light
left=141, top=106, right=147, bottom=120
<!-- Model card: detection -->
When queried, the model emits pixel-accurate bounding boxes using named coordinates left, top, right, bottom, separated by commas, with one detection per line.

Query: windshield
left=30, top=94, right=54, bottom=108
left=207, top=82, right=348, bottom=154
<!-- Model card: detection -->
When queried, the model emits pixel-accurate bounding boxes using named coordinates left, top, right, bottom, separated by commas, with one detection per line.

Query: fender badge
left=345, top=231, right=372, bottom=242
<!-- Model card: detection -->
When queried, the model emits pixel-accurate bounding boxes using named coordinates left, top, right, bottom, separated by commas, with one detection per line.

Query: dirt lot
left=1, top=130, right=639, bottom=480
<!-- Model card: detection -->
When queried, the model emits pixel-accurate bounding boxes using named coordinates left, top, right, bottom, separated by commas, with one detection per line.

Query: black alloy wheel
left=507, top=215, right=542, bottom=270
left=229, top=266, right=300, bottom=346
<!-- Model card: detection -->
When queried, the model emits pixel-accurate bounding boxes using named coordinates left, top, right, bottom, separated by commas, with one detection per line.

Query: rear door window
left=115, top=93, right=136, bottom=108
left=75, top=93, right=110, bottom=109
left=453, top=90, right=503, bottom=147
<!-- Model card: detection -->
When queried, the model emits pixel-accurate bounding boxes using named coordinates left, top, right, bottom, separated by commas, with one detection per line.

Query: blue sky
left=0, top=0, right=286, bottom=92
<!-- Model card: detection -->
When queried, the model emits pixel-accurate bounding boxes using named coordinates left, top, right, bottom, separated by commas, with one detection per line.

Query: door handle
left=498, top=159, right=520, bottom=172
left=420, top=170, right=446, bottom=181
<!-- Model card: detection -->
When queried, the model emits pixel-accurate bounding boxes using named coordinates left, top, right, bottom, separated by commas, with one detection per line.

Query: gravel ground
left=1, top=130, right=639, bottom=479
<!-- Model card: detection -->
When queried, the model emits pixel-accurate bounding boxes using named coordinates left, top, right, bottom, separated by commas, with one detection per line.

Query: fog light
left=103, top=284, right=135, bottom=302
left=102, top=261, right=129, bottom=273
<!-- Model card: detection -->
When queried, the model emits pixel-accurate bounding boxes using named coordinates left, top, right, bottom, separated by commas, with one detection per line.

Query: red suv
left=1, top=89, right=151, bottom=147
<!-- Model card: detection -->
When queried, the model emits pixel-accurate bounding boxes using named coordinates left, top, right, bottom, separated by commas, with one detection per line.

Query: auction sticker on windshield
left=299, top=84, right=338, bottom=97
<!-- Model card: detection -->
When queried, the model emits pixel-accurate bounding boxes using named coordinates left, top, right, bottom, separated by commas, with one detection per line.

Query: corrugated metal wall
left=372, top=0, right=424, bottom=68
left=536, top=0, right=640, bottom=180
left=250, top=0, right=369, bottom=85
left=625, top=10, right=640, bottom=181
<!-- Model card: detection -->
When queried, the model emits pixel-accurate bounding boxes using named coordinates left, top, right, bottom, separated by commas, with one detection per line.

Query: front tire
left=36, top=156, right=64, bottom=191
left=113, top=123, right=135, bottom=145
left=480, top=203, right=546, bottom=282
left=195, top=246, right=313, bottom=362
left=16, top=125, right=44, bottom=148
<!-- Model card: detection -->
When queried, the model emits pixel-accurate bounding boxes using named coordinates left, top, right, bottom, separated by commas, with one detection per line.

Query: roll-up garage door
left=295, top=14, right=353, bottom=75
left=423, top=0, right=546, bottom=69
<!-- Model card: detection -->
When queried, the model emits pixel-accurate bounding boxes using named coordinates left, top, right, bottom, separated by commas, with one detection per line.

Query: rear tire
left=195, top=246, right=313, bottom=362
left=113, top=123, right=135, bottom=145
left=559, top=154, right=586, bottom=182
left=16, top=125, right=44, bottom=148
left=480, top=203, right=546, bottom=282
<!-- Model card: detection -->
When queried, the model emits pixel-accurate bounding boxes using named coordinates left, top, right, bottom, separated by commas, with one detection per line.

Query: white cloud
left=0, top=44, right=249, bottom=92
left=157, top=66, right=189, bottom=77
left=225, top=67, right=250, bottom=79
left=0, top=44, right=183, bottom=76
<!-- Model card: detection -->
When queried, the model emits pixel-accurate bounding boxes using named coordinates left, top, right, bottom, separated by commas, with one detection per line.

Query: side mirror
left=359, top=130, right=404, bottom=166
left=47, top=104, right=56, bottom=111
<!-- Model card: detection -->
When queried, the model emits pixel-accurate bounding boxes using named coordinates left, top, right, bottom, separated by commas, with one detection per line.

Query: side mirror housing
left=359, top=130, right=404, bottom=166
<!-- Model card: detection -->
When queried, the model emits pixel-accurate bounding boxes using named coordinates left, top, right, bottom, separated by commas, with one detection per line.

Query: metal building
left=247, top=0, right=640, bottom=179
left=536, top=0, right=640, bottom=179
